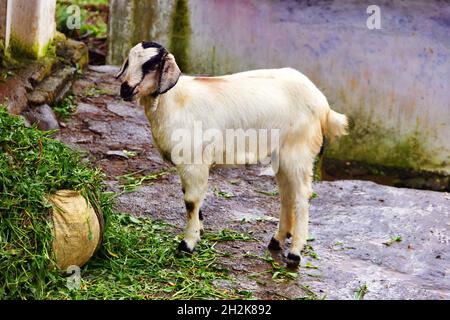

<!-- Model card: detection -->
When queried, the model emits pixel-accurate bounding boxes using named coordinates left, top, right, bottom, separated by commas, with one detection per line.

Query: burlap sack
left=49, top=190, right=103, bottom=270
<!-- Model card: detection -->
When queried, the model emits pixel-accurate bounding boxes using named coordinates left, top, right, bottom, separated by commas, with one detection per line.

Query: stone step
left=27, top=66, right=76, bottom=106
left=1, top=36, right=88, bottom=116
left=0, top=57, right=59, bottom=115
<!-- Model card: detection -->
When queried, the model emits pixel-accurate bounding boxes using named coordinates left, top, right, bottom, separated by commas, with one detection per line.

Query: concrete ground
left=55, top=65, right=450, bottom=300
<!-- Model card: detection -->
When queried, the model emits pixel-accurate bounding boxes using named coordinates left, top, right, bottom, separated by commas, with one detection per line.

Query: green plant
left=384, top=235, right=402, bottom=247
left=304, top=261, right=319, bottom=270
left=255, top=189, right=279, bottom=197
left=122, top=150, right=137, bottom=158
left=0, top=71, right=15, bottom=82
left=203, top=229, right=254, bottom=242
left=303, top=244, right=320, bottom=260
left=245, top=252, right=298, bottom=282
left=354, top=283, right=368, bottom=300
left=117, top=171, right=170, bottom=193
left=53, top=94, right=77, bottom=119
left=214, top=189, right=234, bottom=199
left=84, top=87, right=114, bottom=97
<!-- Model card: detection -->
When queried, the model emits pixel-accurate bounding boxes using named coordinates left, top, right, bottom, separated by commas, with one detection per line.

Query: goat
left=116, top=41, right=348, bottom=267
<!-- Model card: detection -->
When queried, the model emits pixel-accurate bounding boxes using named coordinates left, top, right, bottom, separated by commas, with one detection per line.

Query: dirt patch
left=55, top=66, right=450, bottom=300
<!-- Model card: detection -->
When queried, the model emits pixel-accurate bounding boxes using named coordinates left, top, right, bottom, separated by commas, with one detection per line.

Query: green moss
left=131, top=0, right=156, bottom=45
left=9, top=35, right=39, bottom=59
left=44, top=40, right=57, bottom=58
left=210, top=46, right=217, bottom=75
left=313, top=156, right=322, bottom=181
left=169, top=0, right=191, bottom=73
left=0, top=41, right=18, bottom=67
left=326, top=107, right=443, bottom=172
left=9, top=34, right=54, bottom=60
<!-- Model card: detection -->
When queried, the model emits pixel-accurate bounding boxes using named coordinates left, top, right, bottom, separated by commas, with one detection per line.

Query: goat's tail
left=323, top=108, right=348, bottom=141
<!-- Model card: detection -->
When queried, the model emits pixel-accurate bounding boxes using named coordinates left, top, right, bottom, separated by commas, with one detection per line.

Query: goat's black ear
left=115, top=57, right=129, bottom=79
left=158, top=54, right=181, bottom=94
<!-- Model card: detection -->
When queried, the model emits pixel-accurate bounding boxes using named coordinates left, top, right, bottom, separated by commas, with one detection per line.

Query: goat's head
left=116, top=41, right=181, bottom=101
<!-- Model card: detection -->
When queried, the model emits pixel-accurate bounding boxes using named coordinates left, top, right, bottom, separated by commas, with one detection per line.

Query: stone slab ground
left=55, top=66, right=450, bottom=300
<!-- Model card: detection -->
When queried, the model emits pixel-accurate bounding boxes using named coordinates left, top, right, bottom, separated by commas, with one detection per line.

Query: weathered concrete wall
left=10, top=0, right=56, bottom=58
left=107, top=0, right=174, bottom=66
left=108, top=0, right=450, bottom=175
left=0, top=0, right=6, bottom=43
left=0, top=0, right=11, bottom=49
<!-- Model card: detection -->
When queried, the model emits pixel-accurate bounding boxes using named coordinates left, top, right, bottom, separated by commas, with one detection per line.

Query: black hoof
left=177, top=240, right=194, bottom=255
left=268, top=237, right=282, bottom=251
left=286, top=253, right=301, bottom=268
left=286, top=232, right=292, bottom=239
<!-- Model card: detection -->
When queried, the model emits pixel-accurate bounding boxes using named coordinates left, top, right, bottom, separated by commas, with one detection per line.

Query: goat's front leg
left=177, top=164, right=209, bottom=253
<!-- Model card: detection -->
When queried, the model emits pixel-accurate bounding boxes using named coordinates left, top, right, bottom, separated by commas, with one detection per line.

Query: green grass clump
left=48, top=214, right=244, bottom=299
left=0, top=106, right=110, bottom=299
left=0, top=107, right=247, bottom=299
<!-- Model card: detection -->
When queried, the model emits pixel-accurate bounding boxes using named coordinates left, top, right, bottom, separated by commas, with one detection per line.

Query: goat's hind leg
left=286, top=164, right=313, bottom=268
left=177, top=164, right=209, bottom=254
left=273, top=143, right=314, bottom=268
left=268, top=169, right=295, bottom=251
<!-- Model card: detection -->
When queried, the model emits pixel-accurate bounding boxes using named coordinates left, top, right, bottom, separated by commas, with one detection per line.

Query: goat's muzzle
left=120, top=82, right=136, bottom=101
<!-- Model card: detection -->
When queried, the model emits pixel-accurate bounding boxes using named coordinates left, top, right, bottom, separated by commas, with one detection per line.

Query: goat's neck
left=141, top=88, right=179, bottom=136
left=141, top=82, right=182, bottom=121
left=140, top=89, right=178, bottom=157
left=141, top=94, right=160, bottom=117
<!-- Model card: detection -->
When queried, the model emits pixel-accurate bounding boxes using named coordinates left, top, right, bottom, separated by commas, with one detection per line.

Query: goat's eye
left=142, top=61, right=159, bottom=74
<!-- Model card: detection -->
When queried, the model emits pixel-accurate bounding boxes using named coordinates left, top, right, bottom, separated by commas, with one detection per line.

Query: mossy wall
left=107, top=0, right=174, bottom=65
left=108, top=0, right=193, bottom=73
left=9, top=34, right=54, bottom=60
left=326, top=107, right=446, bottom=173
left=168, top=0, right=191, bottom=73
left=5, top=0, right=56, bottom=60
left=108, top=0, right=450, bottom=176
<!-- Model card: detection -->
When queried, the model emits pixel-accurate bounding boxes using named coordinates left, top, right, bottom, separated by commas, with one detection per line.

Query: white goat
left=116, top=42, right=348, bottom=267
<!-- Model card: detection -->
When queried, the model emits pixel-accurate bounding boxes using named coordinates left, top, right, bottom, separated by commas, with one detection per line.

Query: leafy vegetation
left=255, top=189, right=279, bottom=197
left=0, top=108, right=252, bottom=299
left=214, top=189, right=234, bottom=199
left=0, top=106, right=109, bottom=299
left=84, top=86, right=114, bottom=97
left=0, top=71, right=15, bottom=82
left=47, top=214, right=249, bottom=299
left=56, top=0, right=108, bottom=40
left=354, top=283, right=368, bottom=300
left=117, top=171, right=170, bottom=193
left=54, top=94, right=77, bottom=119
left=303, top=244, right=320, bottom=260
left=245, top=252, right=323, bottom=300
left=383, top=235, right=402, bottom=247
